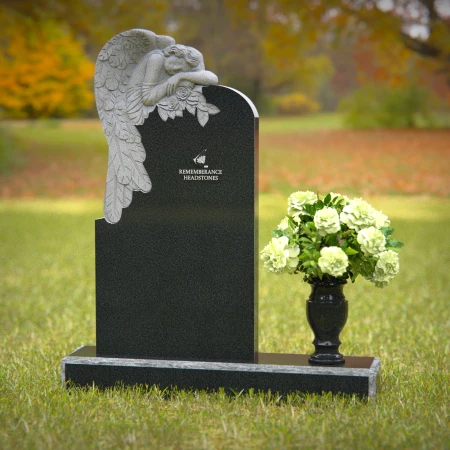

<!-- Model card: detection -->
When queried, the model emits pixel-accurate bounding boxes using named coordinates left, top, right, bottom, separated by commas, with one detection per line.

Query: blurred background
left=1, top=5, right=449, bottom=446
left=0, top=0, right=449, bottom=199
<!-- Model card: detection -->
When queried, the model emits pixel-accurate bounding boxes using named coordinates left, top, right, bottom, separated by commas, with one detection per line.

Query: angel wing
left=95, top=29, right=175, bottom=224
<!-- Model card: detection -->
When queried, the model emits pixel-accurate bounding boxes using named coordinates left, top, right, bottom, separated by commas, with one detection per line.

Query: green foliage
left=0, top=196, right=449, bottom=449
left=339, top=84, right=446, bottom=129
left=273, top=92, right=321, bottom=115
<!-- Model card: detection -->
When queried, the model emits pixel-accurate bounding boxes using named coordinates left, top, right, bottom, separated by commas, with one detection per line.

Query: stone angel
left=94, top=29, right=219, bottom=224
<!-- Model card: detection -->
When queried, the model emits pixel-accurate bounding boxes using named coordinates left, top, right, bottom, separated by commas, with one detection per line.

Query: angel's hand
left=166, top=73, right=183, bottom=96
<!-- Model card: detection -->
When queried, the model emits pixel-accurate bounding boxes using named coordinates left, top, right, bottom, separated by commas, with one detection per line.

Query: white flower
left=288, top=191, right=317, bottom=217
left=329, top=192, right=342, bottom=199
left=340, top=198, right=376, bottom=231
left=357, top=227, right=386, bottom=256
left=318, top=247, right=349, bottom=277
left=260, top=237, right=288, bottom=273
left=287, top=245, right=300, bottom=259
left=314, top=207, right=341, bottom=236
left=372, top=250, right=400, bottom=287
left=277, top=216, right=298, bottom=236
left=277, top=217, right=290, bottom=231
left=286, top=244, right=300, bottom=273
left=329, top=192, right=349, bottom=204
left=260, top=236, right=299, bottom=274
left=374, top=209, right=390, bottom=228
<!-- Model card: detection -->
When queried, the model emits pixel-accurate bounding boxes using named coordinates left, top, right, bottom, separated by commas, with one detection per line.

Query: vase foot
left=309, top=353, right=345, bottom=366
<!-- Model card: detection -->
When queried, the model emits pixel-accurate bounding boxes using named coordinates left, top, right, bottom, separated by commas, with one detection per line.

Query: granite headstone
left=62, top=29, right=379, bottom=398
left=95, top=83, right=258, bottom=363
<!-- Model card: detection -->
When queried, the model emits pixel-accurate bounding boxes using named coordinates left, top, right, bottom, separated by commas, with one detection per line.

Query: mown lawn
left=1, top=195, right=449, bottom=449
left=1, top=115, right=449, bottom=448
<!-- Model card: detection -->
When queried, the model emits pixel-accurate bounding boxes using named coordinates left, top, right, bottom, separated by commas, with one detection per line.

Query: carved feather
left=131, top=160, right=152, bottom=193
left=128, top=142, right=145, bottom=163
left=123, top=184, right=133, bottom=208
left=95, top=29, right=175, bottom=223
left=104, top=163, right=125, bottom=224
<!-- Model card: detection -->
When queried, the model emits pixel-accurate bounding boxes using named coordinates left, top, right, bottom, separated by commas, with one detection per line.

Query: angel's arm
left=141, top=53, right=172, bottom=106
left=165, top=70, right=218, bottom=96
left=174, top=70, right=218, bottom=87
left=141, top=54, right=218, bottom=105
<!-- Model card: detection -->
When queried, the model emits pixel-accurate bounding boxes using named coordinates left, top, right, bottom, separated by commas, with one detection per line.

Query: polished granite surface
left=95, top=86, right=258, bottom=363
left=63, top=346, right=380, bottom=398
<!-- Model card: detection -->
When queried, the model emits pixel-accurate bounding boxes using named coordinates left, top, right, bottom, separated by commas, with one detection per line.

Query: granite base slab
left=62, top=346, right=380, bottom=398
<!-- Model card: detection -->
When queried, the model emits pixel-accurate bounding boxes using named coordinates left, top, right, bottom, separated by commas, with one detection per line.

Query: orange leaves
left=0, top=7, right=94, bottom=118
left=0, top=152, right=106, bottom=200
left=353, top=34, right=419, bottom=88
left=1, top=122, right=449, bottom=200
left=259, top=129, right=450, bottom=197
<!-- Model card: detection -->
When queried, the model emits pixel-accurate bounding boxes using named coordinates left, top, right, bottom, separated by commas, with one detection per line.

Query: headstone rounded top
left=220, top=86, right=259, bottom=118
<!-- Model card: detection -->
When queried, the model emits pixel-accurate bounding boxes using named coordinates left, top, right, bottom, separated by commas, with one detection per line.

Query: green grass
left=1, top=120, right=107, bottom=158
left=0, top=128, right=26, bottom=174
left=1, top=196, right=449, bottom=449
left=0, top=114, right=341, bottom=190
left=0, top=114, right=342, bottom=186
left=1, top=113, right=345, bottom=161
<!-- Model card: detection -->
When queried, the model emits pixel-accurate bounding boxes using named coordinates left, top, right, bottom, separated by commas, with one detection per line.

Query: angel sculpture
left=95, top=29, right=219, bottom=224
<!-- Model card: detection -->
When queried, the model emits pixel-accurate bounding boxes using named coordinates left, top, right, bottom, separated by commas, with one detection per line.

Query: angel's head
left=163, top=44, right=205, bottom=75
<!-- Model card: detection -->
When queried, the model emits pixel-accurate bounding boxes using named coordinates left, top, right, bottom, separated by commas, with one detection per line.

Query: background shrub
left=339, top=84, right=447, bottom=128
left=274, top=93, right=321, bottom=115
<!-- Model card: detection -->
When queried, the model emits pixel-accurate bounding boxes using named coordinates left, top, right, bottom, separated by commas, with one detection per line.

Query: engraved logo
left=179, top=149, right=222, bottom=181
left=193, top=149, right=208, bottom=168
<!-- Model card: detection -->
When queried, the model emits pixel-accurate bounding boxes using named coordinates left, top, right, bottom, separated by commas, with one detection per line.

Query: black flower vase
left=306, top=279, right=348, bottom=365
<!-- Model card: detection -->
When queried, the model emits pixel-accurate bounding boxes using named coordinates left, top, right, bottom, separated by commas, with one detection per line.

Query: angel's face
left=164, top=54, right=190, bottom=75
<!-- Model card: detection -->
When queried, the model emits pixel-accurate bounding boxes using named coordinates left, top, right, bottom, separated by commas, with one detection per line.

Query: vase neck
left=309, top=282, right=346, bottom=303
left=308, top=278, right=347, bottom=287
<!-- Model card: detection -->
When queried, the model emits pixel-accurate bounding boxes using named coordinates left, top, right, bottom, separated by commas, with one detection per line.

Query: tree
left=8, top=0, right=447, bottom=117
left=1, top=1, right=336, bottom=113
left=0, top=0, right=170, bottom=57
left=0, top=7, right=94, bottom=118
left=320, top=0, right=450, bottom=85
left=168, top=0, right=334, bottom=110
left=396, top=0, right=450, bottom=72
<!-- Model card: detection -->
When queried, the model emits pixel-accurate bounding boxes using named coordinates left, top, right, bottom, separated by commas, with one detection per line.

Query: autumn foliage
left=1, top=1, right=449, bottom=119
left=0, top=8, right=94, bottom=118
left=259, top=128, right=450, bottom=197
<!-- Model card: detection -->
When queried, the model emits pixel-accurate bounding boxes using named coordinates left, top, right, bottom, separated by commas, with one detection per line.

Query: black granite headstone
left=95, top=85, right=258, bottom=363
left=63, top=30, right=381, bottom=398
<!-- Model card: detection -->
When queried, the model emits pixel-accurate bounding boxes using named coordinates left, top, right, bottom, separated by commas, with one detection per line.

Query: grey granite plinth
left=62, top=346, right=380, bottom=398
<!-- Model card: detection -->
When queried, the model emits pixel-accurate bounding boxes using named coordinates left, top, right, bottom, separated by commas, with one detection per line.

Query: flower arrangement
left=260, top=191, right=403, bottom=287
